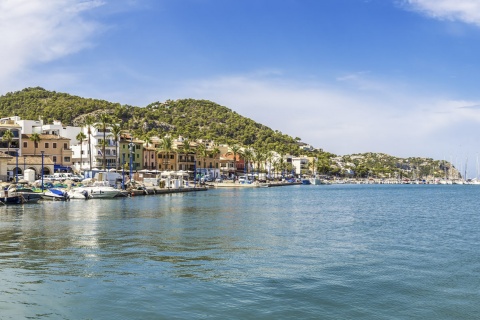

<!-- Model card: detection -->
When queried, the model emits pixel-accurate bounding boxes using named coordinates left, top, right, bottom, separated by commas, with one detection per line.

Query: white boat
left=42, top=188, right=69, bottom=201
left=67, top=189, right=91, bottom=199
left=309, top=177, right=321, bottom=185
left=74, top=181, right=121, bottom=199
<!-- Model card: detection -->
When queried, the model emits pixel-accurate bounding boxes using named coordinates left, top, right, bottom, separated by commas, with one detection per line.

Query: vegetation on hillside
left=0, top=87, right=302, bottom=155
left=0, top=87, right=460, bottom=179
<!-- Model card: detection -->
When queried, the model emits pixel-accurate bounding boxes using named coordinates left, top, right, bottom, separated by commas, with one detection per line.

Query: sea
left=1, top=184, right=479, bottom=319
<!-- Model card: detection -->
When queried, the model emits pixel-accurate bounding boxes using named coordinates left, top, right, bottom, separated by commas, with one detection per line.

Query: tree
left=84, top=115, right=95, bottom=170
left=110, top=124, right=122, bottom=170
left=2, top=129, right=14, bottom=156
left=242, top=147, right=254, bottom=174
left=309, top=157, right=317, bottom=176
left=196, top=142, right=208, bottom=176
left=157, top=135, right=174, bottom=171
left=226, top=144, right=241, bottom=177
left=178, top=138, right=192, bottom=171
left=76, top=131, right=87, bottom=172
left=210, top=143, right=221, bottom=176
left=29, top=133, right=41, bottom=155
left=96, top=113, right=111, bottom=170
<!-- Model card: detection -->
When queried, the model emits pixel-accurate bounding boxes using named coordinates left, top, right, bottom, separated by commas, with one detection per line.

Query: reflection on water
left=1, top=186, right=480, bottom=319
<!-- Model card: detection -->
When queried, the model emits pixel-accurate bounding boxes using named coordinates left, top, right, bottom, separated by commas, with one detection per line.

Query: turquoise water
left=1, top=185, right=479, bottom=319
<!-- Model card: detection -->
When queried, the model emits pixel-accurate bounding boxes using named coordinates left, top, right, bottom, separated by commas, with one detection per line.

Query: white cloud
left=0, top=0, right=104, bottom=90
left=171, top=72, right=480, bottom=161
left=403, top=0, right=480, bottom=26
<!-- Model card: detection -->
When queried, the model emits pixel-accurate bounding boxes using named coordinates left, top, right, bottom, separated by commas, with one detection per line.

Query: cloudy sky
left=1, top=0, right=480, bottom=176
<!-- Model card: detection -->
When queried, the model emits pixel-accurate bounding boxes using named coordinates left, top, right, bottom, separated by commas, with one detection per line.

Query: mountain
left=0, top=87, right=302, bottom=154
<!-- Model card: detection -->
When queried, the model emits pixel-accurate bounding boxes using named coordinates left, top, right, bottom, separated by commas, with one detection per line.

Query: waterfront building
left=118, top=133, right=143, bottom=171
left=291, top=156, right=309, bottom=175
left=71, top=123, right=118, bottom=171
left=21, top=134, right=73, bottom=172
left=0, top=152, right=12, bottom=181
left=0, top=118, right=21, bottom=156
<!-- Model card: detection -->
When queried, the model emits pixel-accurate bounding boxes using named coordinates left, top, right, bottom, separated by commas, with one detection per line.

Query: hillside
left=0, top=87, right=461, bottom=179
left=0, top=87, right=301, bottom=154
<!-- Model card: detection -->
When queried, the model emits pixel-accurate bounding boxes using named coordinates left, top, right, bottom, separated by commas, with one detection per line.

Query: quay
left=130, top=186, right=208, bottom=196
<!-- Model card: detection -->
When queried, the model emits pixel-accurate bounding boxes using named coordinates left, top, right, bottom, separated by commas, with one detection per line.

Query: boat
left=301, top=178, right=311, bottom=185
left=0, top=194, right=25, bottom=205
left=74, top=181, right=121, bottom=199
left=7, top=186, right=43, bottom=203
left=42, top=188, right=70, bottom=201
left=309, top=176, right=321, bottom=185
left=67, top=189, right=91, bottom=199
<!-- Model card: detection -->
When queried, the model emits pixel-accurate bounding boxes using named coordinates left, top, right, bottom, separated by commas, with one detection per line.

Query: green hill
left=0, top=87, right=302, bottom=154
left=0, top=87, right=460, bottom=179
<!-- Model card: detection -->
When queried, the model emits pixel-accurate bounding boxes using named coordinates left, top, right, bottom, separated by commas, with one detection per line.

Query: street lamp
left=41, top=151, right=45, bottom=191
left=128, top=137, right=134, bottom=181
left=23, top=156, right=26, bottom=174
left=122, top=153, right=126, bottom=190
left=15, top=151, right=18, bottom=183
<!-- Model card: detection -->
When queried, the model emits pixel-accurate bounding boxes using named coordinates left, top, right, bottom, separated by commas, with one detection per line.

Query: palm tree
left=178, top=138, right=192, bottom=171
left=157, top=135, right=174, bottom=171
left=210, top=143, right=221, bottom=178
left=243, top=147, right=254, bottom=174
left=96, top=113, right=111, bottom=170
left=197, top=143, right=209, bottom=176
left=265, top=151, right=274, bottom=179
left=84, top=115, right=95, bottom=170
left=29, top=133, right=41, bottom=155
left=271, top=159, right=279, bottom=179
left=309, top=157, right=318, bottom=176
left=2, top=129, right=14, bottom=156
left=226, top=144, right=241, bottom=177
left=76, top=131, right=87, bottom=172
left=110, top=124, right=122, bottom=170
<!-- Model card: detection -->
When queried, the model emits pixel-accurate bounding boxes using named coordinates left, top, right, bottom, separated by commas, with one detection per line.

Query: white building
left=71, top=124, right=118, bottom=171
left=292, top=156, right=309, bottom=175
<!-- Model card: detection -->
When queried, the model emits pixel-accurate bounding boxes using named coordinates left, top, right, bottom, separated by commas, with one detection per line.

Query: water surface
left=1, top=185, right=479, bottom=319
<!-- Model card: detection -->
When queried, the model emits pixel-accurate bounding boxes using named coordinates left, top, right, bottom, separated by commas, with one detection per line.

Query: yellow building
left=22, top=134, right=73, bottom=172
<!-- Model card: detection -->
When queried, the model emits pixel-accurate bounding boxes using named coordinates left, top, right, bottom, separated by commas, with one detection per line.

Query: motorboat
left=74, top=181, right=121, bottom=199
left=42, top=188, right=69, bottom=201
left=67, top=189, right=91, bottom=200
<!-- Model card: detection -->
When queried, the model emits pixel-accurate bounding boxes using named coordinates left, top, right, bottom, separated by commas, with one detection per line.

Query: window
left=64, top=157, right=71, bottom=162
left=45, top=143, right=49, bottom=148
left=64, top=143, right=67, bottom=149
left=53, top=143, right=57, bottom=149
left=35, top=142, right=38, bottom=148
left=23, top=142, right=27, bottom=148
left=52, top=156, right=57, bottom=163
left=170, top=155, right=174, bottom=159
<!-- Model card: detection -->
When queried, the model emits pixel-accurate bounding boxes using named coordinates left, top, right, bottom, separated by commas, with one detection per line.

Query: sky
left=2, top=0, right=480, bottom=177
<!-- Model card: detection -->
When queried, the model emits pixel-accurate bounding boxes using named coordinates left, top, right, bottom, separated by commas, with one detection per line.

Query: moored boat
left=74, top=181, right=121, bottom=199
left=42, top=188, right=69, bottom=201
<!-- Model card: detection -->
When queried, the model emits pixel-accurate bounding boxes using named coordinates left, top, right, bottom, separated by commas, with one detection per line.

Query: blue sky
left=2, top=0, right=480, bottom=177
